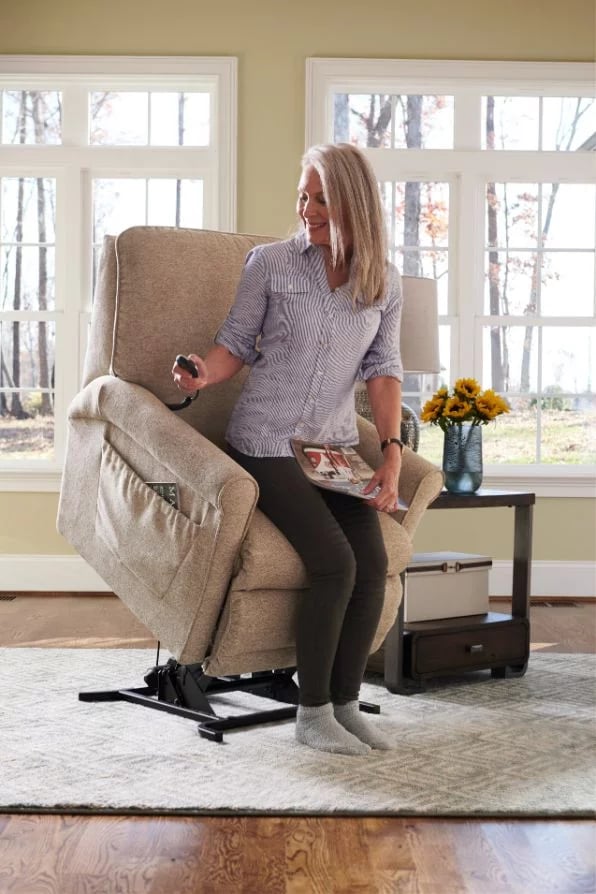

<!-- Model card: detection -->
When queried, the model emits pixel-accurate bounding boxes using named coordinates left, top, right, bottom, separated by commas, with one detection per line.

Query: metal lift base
left=79, top=658, right=380, bottom=743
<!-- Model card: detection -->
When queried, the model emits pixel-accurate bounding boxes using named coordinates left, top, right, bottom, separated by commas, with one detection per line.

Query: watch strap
left=380, top=437, right=404, bottom=453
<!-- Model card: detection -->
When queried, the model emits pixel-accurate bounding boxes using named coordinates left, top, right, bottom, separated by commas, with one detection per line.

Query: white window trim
left=306, top=58, right=596, bottom=498
left=0, top=54, right=237, bottom=492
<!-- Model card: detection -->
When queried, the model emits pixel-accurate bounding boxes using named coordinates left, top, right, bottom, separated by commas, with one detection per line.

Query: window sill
left=0, top=467, right=64, bottom=493
left=0, top=465, right=594, bottom=498
left=481, top=466, right=596, bottom=498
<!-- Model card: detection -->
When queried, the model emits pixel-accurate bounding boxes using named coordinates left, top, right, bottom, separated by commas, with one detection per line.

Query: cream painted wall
left=1, top=493, right=594, bottom=565
left=0, top=0, right=595, bottom=568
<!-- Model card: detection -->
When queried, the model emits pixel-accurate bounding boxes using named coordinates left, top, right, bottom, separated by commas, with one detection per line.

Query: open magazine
left=290, top=438, right=408, bottom=508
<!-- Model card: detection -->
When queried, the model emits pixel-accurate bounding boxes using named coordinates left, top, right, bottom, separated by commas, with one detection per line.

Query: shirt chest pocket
left=269, top=275, right=311, bottom=299
left=265, top=276, right=311, bottom=344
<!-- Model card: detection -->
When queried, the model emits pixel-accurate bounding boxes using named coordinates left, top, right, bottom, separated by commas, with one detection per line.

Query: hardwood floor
left=0, top=815, right=594, bottom=894
left=1, top=595, right=595, bottom=894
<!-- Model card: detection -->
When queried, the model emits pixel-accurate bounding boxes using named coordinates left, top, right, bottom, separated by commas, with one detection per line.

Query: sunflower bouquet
left=421, top=378, right=510, bottom=433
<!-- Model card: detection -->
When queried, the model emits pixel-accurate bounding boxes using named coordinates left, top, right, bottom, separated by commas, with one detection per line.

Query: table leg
left=512, top=504, right=533, bottom=620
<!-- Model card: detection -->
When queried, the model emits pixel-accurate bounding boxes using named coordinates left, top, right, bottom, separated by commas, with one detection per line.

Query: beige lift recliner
left=57, top=226, right=444, bottom=741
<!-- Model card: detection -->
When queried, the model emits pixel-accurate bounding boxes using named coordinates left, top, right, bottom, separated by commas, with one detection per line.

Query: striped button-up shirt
left=215, top=232, right=403, bottom=457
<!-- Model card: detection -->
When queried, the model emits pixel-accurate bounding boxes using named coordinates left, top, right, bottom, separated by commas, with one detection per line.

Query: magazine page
left=290, top=439, right=407, bottom=508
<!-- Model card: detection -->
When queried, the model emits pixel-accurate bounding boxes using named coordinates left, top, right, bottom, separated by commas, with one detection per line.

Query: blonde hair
left=301, top=143, right=387, bottom=305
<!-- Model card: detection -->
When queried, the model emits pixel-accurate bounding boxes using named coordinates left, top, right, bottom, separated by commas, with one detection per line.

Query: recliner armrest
left=356, top=413, right=444, bottom=537
left=68, top=375, right=258, bottom=514
left=59, top=375, right=260, bottom=664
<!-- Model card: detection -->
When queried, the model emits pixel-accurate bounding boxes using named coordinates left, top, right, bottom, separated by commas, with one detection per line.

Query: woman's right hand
left=172, top=353, right=209, bottom=393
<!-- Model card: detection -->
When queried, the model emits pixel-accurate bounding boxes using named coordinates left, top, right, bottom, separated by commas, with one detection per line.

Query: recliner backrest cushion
left=110, top=225, right=276, bottom=447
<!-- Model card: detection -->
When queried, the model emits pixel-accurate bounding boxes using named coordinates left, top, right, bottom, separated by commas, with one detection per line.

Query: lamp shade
left=399, top=275, right=440, bottom=374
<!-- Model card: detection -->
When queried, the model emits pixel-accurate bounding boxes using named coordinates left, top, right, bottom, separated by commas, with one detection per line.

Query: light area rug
left=1, top=648, right=594, bottom=817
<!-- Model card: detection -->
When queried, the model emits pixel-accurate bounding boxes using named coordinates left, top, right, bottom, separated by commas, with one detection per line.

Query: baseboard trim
left=0, top=556, right=111, bottom=593
left=490, top=596, right=596, bottom=604
left=0, top=555, right=594, bottom=598
left=490, top=560, right=595, bottom=599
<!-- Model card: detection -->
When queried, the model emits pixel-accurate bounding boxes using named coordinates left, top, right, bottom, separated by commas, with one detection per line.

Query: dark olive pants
left=229, top=448, right=388, bottom=706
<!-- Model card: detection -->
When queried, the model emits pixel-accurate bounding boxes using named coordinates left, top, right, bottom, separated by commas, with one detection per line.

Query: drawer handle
left=467, top=644, right=484, bottom=654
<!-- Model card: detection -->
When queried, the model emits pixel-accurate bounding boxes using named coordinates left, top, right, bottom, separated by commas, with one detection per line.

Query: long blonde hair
left=301, top=143, right=387, bottom=305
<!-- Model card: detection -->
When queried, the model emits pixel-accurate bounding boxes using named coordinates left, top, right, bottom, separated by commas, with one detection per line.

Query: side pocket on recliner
left=95, top=440, right=200, bottom=599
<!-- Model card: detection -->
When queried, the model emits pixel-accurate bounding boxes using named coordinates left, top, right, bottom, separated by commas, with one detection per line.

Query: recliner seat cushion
left=232, top=505, right=412, bottom=592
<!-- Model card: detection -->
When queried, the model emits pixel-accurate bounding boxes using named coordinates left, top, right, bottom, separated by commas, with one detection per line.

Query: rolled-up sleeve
left=214, top=246, right=268, bottom=365
left=359, top=266, right=403, bottom=382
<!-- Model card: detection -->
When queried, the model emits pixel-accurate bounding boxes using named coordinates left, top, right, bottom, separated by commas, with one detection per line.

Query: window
left=0, top=56, right=237, bottom=489
left=307, top=59, right=596, bottom=495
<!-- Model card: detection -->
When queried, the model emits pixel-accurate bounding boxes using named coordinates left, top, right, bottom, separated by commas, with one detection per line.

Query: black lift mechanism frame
left=79, top=646, right=380, bottom=743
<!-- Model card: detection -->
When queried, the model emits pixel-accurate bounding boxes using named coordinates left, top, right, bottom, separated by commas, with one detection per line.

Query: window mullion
left=594, top=197, right=596, bottom=317
left=53, top=163, right=84, bottom=464
left=454, top=93, right=481, bottom=150
left=202, top=172, right=219, bottom=230
left=456, top=172, right=483, bottom=380
left=213, top=70, right=237, bottom=230
left=61, top=84, right=88, bottom=146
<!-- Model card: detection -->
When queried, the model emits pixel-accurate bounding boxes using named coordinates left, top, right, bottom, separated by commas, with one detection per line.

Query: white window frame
left=307, top=58, right=596, bottom=497
left=0, top=55, right=237, bottom=491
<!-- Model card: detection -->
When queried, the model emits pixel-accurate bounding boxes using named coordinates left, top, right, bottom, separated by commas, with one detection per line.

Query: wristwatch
left=380, top=437, right=404, bottom=453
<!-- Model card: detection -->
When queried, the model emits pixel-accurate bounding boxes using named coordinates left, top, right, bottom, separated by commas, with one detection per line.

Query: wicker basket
left=354, top=384, right=420, bottom=452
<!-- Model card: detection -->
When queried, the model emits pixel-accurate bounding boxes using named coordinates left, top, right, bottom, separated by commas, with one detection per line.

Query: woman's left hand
left=362, top=456, right=401, bottom=513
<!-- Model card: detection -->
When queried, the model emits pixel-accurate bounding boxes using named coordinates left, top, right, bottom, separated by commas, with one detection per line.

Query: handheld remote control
left=175, top=354, right=199, bottom=378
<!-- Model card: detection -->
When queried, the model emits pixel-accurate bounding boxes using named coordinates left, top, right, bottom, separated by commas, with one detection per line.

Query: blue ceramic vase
left=442, top=423, right=483, bottom=494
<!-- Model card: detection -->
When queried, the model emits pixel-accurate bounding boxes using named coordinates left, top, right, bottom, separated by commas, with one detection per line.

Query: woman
left=173, top=143, right=404, bottom=755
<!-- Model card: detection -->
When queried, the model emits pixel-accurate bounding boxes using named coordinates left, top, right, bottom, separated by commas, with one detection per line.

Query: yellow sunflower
left=421, top=379, right=510, bottom=429
left=443, top=396, right=473, bottom=421
left=454, top=377, right=481, bottom=400
left=421, top=394, right=447, bottom=423
left=476, top=390, right=511, bottom=420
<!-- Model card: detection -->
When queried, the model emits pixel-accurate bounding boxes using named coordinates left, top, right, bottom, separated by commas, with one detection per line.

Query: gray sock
left=295, top=703, right=371, bottom=755
left=334, top=701, right=396, bottom=750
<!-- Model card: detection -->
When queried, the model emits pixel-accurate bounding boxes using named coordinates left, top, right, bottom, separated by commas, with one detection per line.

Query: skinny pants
left=229, top=447, right=389, bottom=706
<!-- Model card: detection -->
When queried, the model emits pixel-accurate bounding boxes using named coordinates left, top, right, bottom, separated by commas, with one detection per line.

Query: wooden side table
left=381, top=489, right=535, bottom=694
